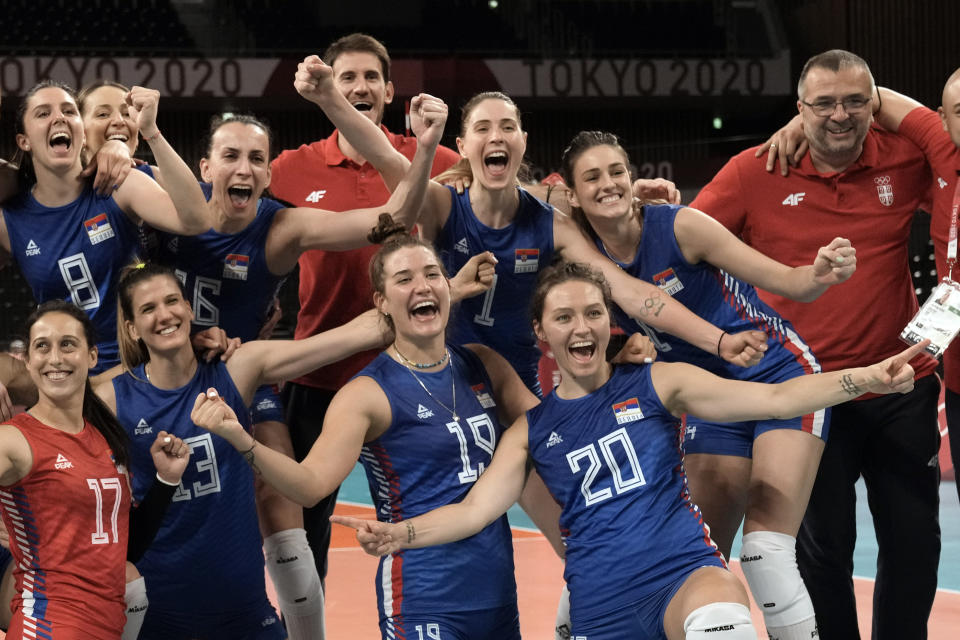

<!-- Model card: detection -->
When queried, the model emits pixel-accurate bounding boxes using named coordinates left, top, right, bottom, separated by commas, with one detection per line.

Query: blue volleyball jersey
left=601, top=203, right=819, bottom=381
left=3, top=185, right=139, bottom=370
left=357, top=344, right=517, bottom=619
left=155, top=189, right=285, bottom=342
left=527, top=364, right=724, bottom=623
left=112, top=361, right=274, bottom=620
left=437, top=186, right=554, bottom=394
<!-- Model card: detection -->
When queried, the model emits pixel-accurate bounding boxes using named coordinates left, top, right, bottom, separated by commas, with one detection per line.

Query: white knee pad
left=264, top=528, right=325, bottom=640
left=121, top=576, right=148, bottom=640
left=683, top=602, right=755, bottom=639
left=739, top=531, right=816, bottom=639
left=555, top=583, right=571, bottom=640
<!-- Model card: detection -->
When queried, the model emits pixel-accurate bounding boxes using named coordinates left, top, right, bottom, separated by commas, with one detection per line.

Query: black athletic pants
left=797, top=374, right=941, bottom=640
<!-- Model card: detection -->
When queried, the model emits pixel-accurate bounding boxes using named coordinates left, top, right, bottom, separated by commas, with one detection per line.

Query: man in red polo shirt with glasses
left=692, top=50, right=939, bottom=640
left=270, top=32, right=460, bottom=587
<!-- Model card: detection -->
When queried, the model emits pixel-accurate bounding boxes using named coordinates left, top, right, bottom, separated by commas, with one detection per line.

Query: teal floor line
left=340, top=464, right=960, bottom=591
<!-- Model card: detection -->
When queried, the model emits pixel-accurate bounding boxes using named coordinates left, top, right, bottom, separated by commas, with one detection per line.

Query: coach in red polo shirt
left=692, top=50, right=939, bottom=640
left=270, top=33, right=459, bottom=584
left=868, top=75, right=960, bottom=506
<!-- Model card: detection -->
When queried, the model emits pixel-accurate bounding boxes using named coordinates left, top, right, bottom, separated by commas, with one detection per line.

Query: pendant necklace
left=393, top=345, right=458, bottom=421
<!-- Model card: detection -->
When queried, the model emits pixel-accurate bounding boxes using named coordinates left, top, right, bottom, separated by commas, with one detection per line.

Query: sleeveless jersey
left=357, top=344, right=517, bottom=619
left=2, top=185, right=139, bottom=371
left=112, top=361, right=272, bottom=620
left=527, top=364, right=723, bottom=623
left=0, top=413, right=129, bottom=639
left=437, top=186, right=554, bottom=394
left=600, top=204, right=820, bottom=381
left=155, top=190, right=286, bottom=341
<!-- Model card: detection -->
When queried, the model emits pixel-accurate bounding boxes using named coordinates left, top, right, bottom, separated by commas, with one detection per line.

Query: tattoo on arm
left=638, top=291, right=666, bottom=318
left=840, top=374, right=862, bottom=396
left=406, top=521, right=416, bottom=544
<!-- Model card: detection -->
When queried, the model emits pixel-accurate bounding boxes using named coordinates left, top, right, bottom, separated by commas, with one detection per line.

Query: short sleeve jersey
left=112, top=362, right=271, bottom=618
left=2, top=186, right=138, bottom=371
left=0, top=413, right=129, bottom=639
left=601, top=203, right=819, bottom=379
left=527, top=364, right=723, bottom=623
left=437, top=186, right=556, bottom=393
left=691, top=127, right=937, bottom=380
left=155, top=191, right=286, bottom=341
left=356, top=344, right=517, bottom=619
left=270, top=128, right=460, bottom=390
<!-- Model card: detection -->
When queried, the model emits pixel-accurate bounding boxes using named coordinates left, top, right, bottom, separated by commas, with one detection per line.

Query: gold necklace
left=395, top=347, right=458, bottom=422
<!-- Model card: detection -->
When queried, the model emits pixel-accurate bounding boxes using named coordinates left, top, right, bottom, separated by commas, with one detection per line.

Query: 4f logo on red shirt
left=874, top=175, right=894, bottom=207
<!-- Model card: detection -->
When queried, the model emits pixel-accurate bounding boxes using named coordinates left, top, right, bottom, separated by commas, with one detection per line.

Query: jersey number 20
left=566, top=427, right=646, bottom=506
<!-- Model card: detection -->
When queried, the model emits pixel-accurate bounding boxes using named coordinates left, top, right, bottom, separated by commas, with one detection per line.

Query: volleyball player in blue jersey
left=189, top=219, right=584, bottom=640
left=92, top=261, right=398, bottom=639
left=328, top=261, right=925, bottom=640
left=559, top=131, right=859, bottom=638
left=291, top=56, right=771, bottom=397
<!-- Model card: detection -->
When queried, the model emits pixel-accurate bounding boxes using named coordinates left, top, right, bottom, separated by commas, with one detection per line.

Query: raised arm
left=872, top=86, right=925, bottom=133
left=332, top=416, right=532, bottom=555
left=225, top=308, right=389, bottom=403
left=191, top=377, right=384, bottom=506
left=673, top=206, right=855, bottom=302
left=654, top=340, right=927, bottom=423
left=554, top=214, right=768, bottom=367
left=112, top=87, right=209, bottom=235
left=264, top=98, right=446, bottom=273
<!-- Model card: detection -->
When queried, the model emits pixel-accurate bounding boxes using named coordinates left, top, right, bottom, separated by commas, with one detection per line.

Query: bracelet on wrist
left=141, top=130, right=161, bottom=143
left=716, top=331, right=727, bottom=357
left=155, top=471, right=179, bottom=487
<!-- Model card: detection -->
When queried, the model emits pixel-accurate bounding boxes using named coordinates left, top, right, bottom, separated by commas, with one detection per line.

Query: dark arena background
left=1, top=0, right=956, bottom=342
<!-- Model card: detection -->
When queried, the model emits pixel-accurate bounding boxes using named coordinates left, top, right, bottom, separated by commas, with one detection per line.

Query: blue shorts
left=138, top=598, right=284, bottom=640
left=249, top=384, right=285, bottom=425
left=380, top=603, right=520, bottom=640
left=682, top=357, right=830, bottom=458
left=571, top=561, right=724, bottom=639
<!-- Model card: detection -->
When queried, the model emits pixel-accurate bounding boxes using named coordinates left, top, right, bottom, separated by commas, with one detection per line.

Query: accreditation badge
left=900, top=279, right=960, bottom=357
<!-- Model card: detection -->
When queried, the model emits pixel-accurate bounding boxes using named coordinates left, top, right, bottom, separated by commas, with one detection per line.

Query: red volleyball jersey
left=0, top=413, right=129, bottom=639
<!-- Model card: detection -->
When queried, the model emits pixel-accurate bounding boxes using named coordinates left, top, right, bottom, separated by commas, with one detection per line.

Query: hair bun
left=367, top=213, right=408, bottom=244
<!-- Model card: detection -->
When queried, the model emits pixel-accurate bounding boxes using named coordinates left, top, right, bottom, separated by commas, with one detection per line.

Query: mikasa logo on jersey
left=25, top=240, right=40, bottom=256
left=612, top=398, right=644, bottom=424
left=417, top=404, right=434, bottom=419
left=54, top=453, right=74, bottom=470
left=135, top=419, right=153, bottom=435
left=84, top=213, right=115, bottom=245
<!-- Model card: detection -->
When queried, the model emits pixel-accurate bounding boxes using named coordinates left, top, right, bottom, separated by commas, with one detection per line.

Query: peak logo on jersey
left=25, top=239, right=41, bottom=257
left=874, top=175, right=894, bottom=207
left=612, top=397, right=644, bottom=424
left=305, top=189, right=327, bottom=203
left=455, top=237, right=470, bottom=254
left=938, top=177, right=949, bottom=189
left=135, top=418, right=153, bottom=435
left=471, top=383, right=496, bottom=409
left=652, top=267, right=684, bottom=295
left=54, top=453, right=74, bottom=470
left=417, top=404, right=435, bottom=419
left=223, top=253, right=250, bottom=281
left=84, top=213, right=115, bottom=245
left=256, top=397, right=278, bottom=411
left=546, top=431, right=563, bottom=448
left=782, top=192, right=806, bottom=206
left=514, top=248, right=539, bottom=273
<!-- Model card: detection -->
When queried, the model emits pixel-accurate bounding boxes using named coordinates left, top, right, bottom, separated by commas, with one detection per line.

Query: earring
left=383, top=312, right=391, bottom=318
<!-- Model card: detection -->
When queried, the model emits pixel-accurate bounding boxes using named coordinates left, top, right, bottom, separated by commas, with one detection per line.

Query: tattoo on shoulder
left=638, top=291, right=666, bottom=318
left=840, top=374, right=862, bottom=396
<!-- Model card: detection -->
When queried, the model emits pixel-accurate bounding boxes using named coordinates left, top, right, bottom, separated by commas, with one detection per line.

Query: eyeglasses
left=800, top=97, right=872, bottom=117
